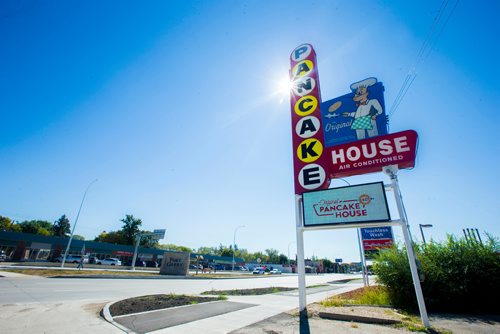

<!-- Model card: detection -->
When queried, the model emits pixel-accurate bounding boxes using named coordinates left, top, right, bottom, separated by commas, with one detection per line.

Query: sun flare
left=275, top=74, right=293, bottom=104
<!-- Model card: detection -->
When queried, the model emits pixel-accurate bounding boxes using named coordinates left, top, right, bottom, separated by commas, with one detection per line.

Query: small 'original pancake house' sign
left=302, top=182, right=390, bottom=227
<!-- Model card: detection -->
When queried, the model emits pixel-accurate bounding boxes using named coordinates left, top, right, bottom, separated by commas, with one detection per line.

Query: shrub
left=373, top=234, right=500, bottom=313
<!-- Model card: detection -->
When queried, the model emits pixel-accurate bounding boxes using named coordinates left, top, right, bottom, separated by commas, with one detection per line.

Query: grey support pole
left=61, top=179, right=97, bottom=268
left=295, top=195, right=307, bottom=315
left=131, top=234, right=141, bottom=271
left=357, top=228, right=368, bottom=286
left=384, top=165, right=430, bottom=328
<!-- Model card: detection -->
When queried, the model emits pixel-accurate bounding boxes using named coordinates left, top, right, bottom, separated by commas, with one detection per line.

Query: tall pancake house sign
left=289, top=44, right=430, bottom=327
left=289, top=44, right=418, bottom=195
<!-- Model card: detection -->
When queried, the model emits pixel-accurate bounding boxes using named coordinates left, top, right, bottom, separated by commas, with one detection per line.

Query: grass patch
left=392, top=312, right=452, bottom=334
left=306, top=284, right=329, bottom=289
left=321, top=286, right=391, bottom=307
left=202, top=286, right=297, bottom=296
left=202, top=284, right=332, bottom=296
left=109, top=294, right=226, bottom=316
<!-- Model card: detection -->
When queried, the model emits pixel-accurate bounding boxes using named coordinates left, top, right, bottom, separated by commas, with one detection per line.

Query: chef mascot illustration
left=342, top=77, right=383, bottom=140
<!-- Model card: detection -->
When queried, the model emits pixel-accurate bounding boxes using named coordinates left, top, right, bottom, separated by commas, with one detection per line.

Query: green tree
left=52, top=215, right=71, bottom=237
left=73, top=234, right=85, bottom=241
left=0, top=215, right=14, bottom=231
left=18, top=220, right=53, bottom=235
left=94, top=230, right=126, bottom=244
left=321, top=258, right=333, bottom=272
left=218, top=244, right=233, bottom=257
left=10, top=223, right=22, bottom=232
left=139, top=233, right=160, bottom=248
left=197, top=246, right=217, bottom=255
left=278, top=253, right=289, bottom=264
left=121, top=214, right=142, bottom=245
left=251, top=251, right=268, bottom=263
left=159, top=243, right=193, bottom=253
left=265, top=248, right=280, bottom=263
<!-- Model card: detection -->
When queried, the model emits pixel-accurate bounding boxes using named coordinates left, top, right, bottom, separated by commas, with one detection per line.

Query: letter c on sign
left=294, top=95, right=318, bottom=116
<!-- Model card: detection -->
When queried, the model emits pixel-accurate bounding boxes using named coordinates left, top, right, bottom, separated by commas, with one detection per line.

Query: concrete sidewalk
left=1, top=270, right=361, bottom=334
left=3, top=270, right=498, bottom=334
left=104, top=284, right=361, bottom=333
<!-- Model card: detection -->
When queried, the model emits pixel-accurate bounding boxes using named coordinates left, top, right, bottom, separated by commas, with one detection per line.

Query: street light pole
left=419, top=224, right=433, bottom=245
left=232, top=225, right=245, bottom=271
left=61, top=179, right=98, bottom=268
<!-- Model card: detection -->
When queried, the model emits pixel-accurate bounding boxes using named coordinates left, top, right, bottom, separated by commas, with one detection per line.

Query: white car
left=96, top=258, right=122, bottom=266
left=269, top=269, right=282, bottom=275
left=252, top=267, right=265, bottom=274
left=55, top=255, right=88, bottom=264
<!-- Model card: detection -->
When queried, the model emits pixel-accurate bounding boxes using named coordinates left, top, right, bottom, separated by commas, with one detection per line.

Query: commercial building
left=0, top=231, right=244, bottom=266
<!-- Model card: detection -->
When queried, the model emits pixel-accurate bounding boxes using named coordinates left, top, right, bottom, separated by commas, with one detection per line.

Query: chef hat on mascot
left=350, top=77, right=377, bottom=91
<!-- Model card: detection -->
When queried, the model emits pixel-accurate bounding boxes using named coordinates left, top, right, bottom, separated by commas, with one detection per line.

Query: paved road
left=0, top=269, right=359, bottom=304
left=0, top=269, right=363, bottom=333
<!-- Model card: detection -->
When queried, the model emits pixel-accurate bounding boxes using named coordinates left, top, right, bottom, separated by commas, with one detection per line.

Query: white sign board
left=152, top=229, right=166, bottom=240
left=302, top=182, right=390, bottom=227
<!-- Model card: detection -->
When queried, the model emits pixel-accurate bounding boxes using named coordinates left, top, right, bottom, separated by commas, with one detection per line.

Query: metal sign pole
left=356, top=229, right=368, bottom=286
left=295, top=195, right=307, bottom=314
left=131, top=234, right=142, bottom=271
left=384, top=165, right=430, bottom=328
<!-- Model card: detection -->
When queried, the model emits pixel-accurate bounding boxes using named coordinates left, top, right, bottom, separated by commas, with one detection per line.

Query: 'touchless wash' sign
left=302, top=182, right=390, bottom=227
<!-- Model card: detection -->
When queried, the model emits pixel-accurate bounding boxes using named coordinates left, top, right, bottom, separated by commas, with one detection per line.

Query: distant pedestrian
left=77, top=257, right=84, bottom=270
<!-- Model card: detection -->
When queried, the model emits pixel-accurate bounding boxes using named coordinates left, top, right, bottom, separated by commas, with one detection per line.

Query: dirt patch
left=84, top=302, right=107, bottom=317
left=109, top=294, right=224, bottom=316
left=305, top=303, right=402, bottom=322
left=201, top=287, right=297, bottom=296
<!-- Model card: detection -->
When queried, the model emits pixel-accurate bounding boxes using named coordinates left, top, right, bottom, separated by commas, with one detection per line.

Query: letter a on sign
left=296, top=116, right=320, bottom=138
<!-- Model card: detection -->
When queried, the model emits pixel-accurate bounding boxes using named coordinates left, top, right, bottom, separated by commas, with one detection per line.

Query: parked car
left=145, top=260, right=158, bottom=268
left=252, top=267, right=265, bottom=275
left=269, top=269, right=282, bottom=275
left=96, top=258, right=122, bottom=266
left=0, top=250, right=6, bottom=262
left=210, top=264, right=225, bottom=271
left=125, top=260, right=146, bottom=267
left=55, top=255, right=88, bottom=264
left=238, top=266, right=249, bottom=271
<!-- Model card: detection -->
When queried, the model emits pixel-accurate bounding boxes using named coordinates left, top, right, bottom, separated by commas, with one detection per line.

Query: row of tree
left=195, top=245, right=291, bottom=264
left=0, top=214, right=160, bottom=247
left=0, top=214, right=336, bottom=266
left=0, top=215, right=81, bottom=239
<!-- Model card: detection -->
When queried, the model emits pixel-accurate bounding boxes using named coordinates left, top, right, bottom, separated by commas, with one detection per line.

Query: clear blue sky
left=1, top=1, right=499, bottom=262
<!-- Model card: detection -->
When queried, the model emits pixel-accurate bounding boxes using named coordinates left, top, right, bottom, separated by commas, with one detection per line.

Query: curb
left=102, top=300, right=136, bottom=333
left=50, top=274, right=260, bottom=279
left=318, top=311, right=402, bottom=325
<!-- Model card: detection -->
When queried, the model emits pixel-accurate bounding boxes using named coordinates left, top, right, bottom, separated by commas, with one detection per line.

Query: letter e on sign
left=298, top=164, right=326, bottom=190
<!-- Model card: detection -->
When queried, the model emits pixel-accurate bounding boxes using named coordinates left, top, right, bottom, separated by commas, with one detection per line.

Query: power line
left=388, top=0, right=459, bottom=119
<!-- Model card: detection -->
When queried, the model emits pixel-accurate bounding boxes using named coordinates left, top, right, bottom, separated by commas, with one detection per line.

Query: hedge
left=373, top=234, right=500, bottom=313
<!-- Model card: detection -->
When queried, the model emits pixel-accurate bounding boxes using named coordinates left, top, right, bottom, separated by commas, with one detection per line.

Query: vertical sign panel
left=361, top=226, right=394, bottom=258
left=290, top=44, right=329, bottom=195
